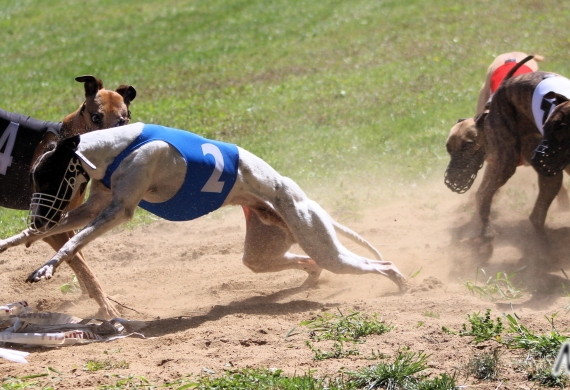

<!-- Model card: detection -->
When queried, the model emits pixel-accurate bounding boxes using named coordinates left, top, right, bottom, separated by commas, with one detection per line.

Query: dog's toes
left=26, top=265, right=54, bottom=283
left=97, top=305, right=122, bottom=320
left=396, top=278, right=412, bottom=293
left=26, top=273, right=40, bottom=283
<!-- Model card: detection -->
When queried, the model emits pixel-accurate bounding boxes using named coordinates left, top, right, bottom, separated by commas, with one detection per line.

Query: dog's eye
left=91, top=114, right=102, bottom=124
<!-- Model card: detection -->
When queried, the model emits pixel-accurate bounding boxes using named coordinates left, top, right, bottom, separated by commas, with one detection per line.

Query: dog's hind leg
left=42, top=232, right=121, bottom=319
left=233, top=152, right=406, bottom=290
left=241, top=206, right=322, bottom=283
left=279, top=194, right=407, bottom=290
left=475, top=156, right=518, bottom=240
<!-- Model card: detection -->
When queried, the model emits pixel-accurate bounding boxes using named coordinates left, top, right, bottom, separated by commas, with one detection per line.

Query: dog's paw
left=26, top=264, right=55, bottom=283
left=397, top=278, right=413, bottom=293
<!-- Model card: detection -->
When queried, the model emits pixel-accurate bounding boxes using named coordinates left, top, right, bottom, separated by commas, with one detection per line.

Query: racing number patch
left=0, top=122, right=19, bottom=176
left=201, top=143, right=225, bottom=193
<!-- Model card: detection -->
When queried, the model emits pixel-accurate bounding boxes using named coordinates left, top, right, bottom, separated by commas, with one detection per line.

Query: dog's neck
left=76, top=122, right=145, bottom=180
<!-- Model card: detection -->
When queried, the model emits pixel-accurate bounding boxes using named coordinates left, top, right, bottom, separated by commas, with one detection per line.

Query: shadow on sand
left=447, top=212, right=570, bottom=311
left=142, top=284, right=335, bottom=338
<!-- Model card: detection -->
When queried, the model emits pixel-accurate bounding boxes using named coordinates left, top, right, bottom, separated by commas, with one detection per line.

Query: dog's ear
left=115, top=85, right=137, bottom=106
left=456, top=118, right=466, bottom=124
left=545, top=91, right=570, bottom=106
left=60, top=134, right=81, bottom=151
left=75, top=75, right=104, bottom=98
left=474, top=112, right=487, bottom=131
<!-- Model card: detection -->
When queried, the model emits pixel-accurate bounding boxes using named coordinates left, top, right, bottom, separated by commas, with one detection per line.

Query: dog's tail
left=534, top=54, right=545, bottom=62
left=332, top=221, right=384, bottom=261
left=503, top=55, right=536, bottom=82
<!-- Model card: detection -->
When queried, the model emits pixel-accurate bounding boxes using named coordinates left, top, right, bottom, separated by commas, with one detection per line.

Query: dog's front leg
left=27, top=164, right=152, bottom=283
left=27, top=202, right=131, bottom=282
left=0, top=229, right=39, bottom=253
left=529, top=172, right=562, bottom=231
left=0, top=184, right=110, bottom=253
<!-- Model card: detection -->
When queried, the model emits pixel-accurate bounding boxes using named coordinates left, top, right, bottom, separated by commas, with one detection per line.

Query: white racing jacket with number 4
left=0, top=109, right=61, bottom=209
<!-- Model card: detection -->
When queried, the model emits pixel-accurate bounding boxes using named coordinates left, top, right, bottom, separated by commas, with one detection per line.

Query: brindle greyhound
left=445, top=53, right=570, bottom=210
left=445, top=53, right=544, bottom=193
left=0, top=123, right=407, bottom=318
left=450, top=57, right=570, bottom=244
left=0, top=76, right=136, bottom=318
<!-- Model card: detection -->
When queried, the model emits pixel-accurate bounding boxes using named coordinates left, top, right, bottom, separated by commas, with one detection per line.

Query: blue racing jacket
left=101, top=124, right=239, bottom=221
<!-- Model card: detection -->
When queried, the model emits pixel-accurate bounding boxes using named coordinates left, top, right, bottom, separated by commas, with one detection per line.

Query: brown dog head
left=532, top=92, right=570, bottom=175
left=444, top=112, right=487, bottom=193
left=61, top=75, right=137, bottom=137
left=32, top=76, right=136, bottom=170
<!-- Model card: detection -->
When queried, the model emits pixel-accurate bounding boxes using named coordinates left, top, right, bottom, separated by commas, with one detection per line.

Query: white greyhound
left=0, top=123, right=407, bottom=316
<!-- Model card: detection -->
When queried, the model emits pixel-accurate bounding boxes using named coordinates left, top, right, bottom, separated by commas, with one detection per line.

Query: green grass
left=345, top=348, right=455, bottom=390
left=521, top=357, right=569, bottom=388
left=449, top=310, right=570, bottom=387
left=463, top=268, right=527, bottom=302
left=1, top=367, right=59, bottom=390
left=189, top=368, right=351, bottom=389
left=464, top=350, right=501, bottom=381
left=458, top=309, right=504, bottom=344
left=58, top=273, right=80, bottom=294
left=422, top=311, right=440, bottom=319
left=0, top=208, right=28, bottom=238
left=298, top=308, right=391, bottom=360
left=84, top=359, right=130, bottom=372
left=299, top=308, right=392, bottom=343
left=504, top=313, right=568, bottom=359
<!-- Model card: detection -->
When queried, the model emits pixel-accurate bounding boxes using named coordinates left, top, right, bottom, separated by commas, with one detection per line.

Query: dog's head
left=28, top=135, right=88, bottom=233
left=444, top=112, right=487, bottom=193
left=61, top=75, right=136, bottom=136
left=532, top=92, right=570, bottom=176
left=31, top=75, right=136, bottom=181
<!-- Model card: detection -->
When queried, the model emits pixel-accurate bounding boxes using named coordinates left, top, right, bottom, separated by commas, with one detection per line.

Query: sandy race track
left=3, top=168, right=570, bottom=388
